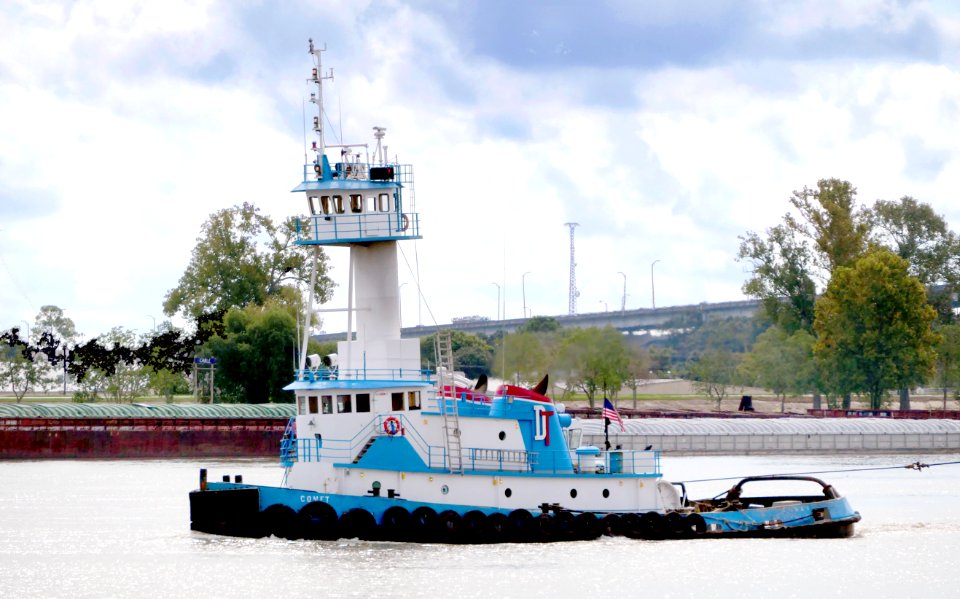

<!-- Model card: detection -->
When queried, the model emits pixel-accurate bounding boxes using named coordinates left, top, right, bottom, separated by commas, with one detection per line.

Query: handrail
left=281, top=412, right=660, bottom=475
left=294, top=367, right=433, bottom=382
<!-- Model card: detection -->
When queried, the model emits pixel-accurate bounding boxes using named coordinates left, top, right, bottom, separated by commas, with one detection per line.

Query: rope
left=677, top=460, right=960, bottom=484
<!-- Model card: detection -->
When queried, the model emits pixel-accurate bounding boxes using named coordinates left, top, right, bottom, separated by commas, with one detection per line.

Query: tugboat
left=188, top=41, right=861, bottom=543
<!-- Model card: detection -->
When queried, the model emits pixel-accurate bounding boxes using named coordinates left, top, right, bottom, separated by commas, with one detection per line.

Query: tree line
left=4, top=181, right=960, bottom=408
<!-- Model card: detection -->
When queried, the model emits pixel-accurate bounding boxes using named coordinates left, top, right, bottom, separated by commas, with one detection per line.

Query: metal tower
left=564, top=222, right=579, bottom=315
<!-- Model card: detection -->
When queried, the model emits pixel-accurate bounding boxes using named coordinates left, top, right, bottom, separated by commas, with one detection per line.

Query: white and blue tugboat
left=188, top=41, right=861, bottom=543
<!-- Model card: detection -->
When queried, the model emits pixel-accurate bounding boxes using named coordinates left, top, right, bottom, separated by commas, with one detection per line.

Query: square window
left=308, top=396, right=318, bottom=414
left=321, top=395, right=333, bottom=414
left=337, top=394, right=352, bottom=413
left=356, top=393, right=371, bottom=412
left=391, top=392, right=404, bottom=411
left=408, top=391, right=421, bottom=411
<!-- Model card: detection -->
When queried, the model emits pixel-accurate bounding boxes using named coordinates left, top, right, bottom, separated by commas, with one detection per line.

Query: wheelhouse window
left=350, top=194, right=363, bottom=213
left=308, top=395, right=319, bottom=415
left=408, top=391, right=421, bottom=411
left=378, top=193, right=390, bottom=212
left=321, top=395, right=333, bottom=414
left=356, top=393, right=371, bottom=412
left=297, top=396, right=307, bottom=415
left=321, top=195, right=331, bottom=215
left=333, top=195, right=345, bottom=214
left=391, top=392, right=404, bottom=411
left=308, top=196, right=319, bottom=215
left=337, top=394, right=352, bottom=413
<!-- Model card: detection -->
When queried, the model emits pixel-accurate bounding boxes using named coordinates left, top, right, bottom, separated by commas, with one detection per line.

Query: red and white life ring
left=383, top=416, right=402, bottom=436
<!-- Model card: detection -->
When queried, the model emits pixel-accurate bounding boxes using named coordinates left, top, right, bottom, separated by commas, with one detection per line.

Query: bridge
left=312, top=298, right=761, bottom=341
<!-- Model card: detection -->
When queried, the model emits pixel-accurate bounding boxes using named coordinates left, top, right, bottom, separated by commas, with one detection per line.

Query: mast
left=308, top=38, right=333, bottom=179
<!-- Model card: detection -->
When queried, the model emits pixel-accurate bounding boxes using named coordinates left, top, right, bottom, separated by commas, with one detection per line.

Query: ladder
left=434, top=330, right=463, bottom=474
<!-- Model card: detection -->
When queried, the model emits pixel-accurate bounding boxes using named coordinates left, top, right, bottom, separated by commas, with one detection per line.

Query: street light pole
left=522, top=271, right=531, bottom=318
left=147, top=315, right=156, bottom=333
left=651, top=259, right=661, bottom=309
left=491, top=282, right=501, bottom=321
left=599, top=300, right=608, bottom=312
left=618, top=271, right=626, bottom=314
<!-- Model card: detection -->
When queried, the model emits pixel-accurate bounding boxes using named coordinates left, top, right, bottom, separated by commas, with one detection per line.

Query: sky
left=2, top=0, right=960, bottom=340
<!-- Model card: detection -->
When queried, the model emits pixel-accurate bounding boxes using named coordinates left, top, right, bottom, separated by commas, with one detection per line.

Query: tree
left=494, top=331, right=550, bottom=387
left=98, top=328, right=150, bottom=402
left=421, top=331, right=494, bottom=380
left=872, top=196, right=960, bottom=323
left=204, top=300, right=298, bottom=403
left=163, top=202, right=334, bottom=320
left=0, top=341, right=43, bottom=402
left=518, top=316, right=561, bottom=334
left=32, top=305, right=78, bottom=394
left=555, top=327, right=630, bottom=408
left=738, top=326, right=816, bottom=412
left=932, top=323, right=960, bottom=410
left=738, top=178, right=869, bottom=331
left=786, top=178, right=870, bottom=275
left=622, top=345, right=651, bottom=409
left=687, top=347, right=742, bottom=411
left=738, top=224, right=817, bottom=333
left=814, top=250, right=939, bottom=409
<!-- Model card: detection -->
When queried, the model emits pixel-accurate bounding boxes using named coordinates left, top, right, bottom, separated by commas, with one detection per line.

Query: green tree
left=421, top=331, right=495, bottom=380
left=494, top=331, right=550, bottom=387
left=687, top=347, right=742, bottom=411
left=100, top=328, right=150, bottom=402
left=205, top=300, right=298, bottom=403
left=147, top=367, right=190, bottom=402
left=518, top=316, right=561, bottom=334
left=787, top=178, right=870, bottom=274
left=738, top=326, right=816, bottom=412
left=0, top=341, right=43, bottom=402
left=932, top=323, right=960, bottom=410
left=814, top=250, right=939, bottom=409
left=555, top=327, right=630, bottom=408
left=622, top=345, right=651, bottom=409
left=739, top=178, right=869, bottom=331
left=738, top=224, right=817, bottom=333
left=872, top=196, right=960, bottom=322
left=163, top=202, right=334, bottom=320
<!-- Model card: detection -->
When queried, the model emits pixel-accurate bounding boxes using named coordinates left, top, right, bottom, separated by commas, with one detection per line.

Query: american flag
left=602, top=398, right=625, bottom=432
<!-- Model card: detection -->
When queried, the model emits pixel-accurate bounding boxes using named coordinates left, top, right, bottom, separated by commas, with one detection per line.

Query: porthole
left=505, top=488, right=512, bottom=498
left=441, top=484, right=449, bottom=495
left=570, top=489, right=578, bottom=498
left=498, top=431, right=506, bottom=441
left=602, top=489, right=610, bottom=498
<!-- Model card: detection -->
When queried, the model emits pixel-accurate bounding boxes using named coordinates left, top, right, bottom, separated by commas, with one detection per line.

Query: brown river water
left=1, top=454, right=958, bottom=598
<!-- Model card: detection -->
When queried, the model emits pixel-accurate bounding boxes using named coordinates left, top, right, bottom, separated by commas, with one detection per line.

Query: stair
left=353, top=437, right=377, bottom=464
left=279, top=417, right=297, bottom=467
left=434, top=330, right=463, bottom=474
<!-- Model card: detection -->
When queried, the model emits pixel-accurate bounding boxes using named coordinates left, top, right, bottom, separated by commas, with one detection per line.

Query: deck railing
left=280, top=413, right=660, bottom=476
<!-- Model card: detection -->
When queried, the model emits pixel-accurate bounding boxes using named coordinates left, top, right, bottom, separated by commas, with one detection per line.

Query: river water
left=1, top=454, right=958, bottom=598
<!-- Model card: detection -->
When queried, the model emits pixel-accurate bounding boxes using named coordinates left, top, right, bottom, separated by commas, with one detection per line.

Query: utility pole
left=564, top=223, right=580, bottom=315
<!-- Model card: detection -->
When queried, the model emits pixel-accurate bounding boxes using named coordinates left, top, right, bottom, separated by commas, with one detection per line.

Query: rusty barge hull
left=0, top=417, right=287, bottom=459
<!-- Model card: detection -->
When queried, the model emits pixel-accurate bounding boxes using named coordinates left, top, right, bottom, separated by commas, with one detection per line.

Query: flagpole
left=603, top=396, right=611, bottom=450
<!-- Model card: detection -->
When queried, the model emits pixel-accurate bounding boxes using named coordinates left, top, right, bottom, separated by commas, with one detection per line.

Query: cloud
left=3, top=0, right=960, bottom=339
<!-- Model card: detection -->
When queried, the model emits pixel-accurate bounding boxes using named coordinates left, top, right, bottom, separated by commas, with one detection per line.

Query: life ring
left=400, top=213, right=410, bottom=232
left=383, top=416, right=402, bottom=436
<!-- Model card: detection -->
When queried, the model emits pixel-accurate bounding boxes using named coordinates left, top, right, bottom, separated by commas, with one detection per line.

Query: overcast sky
left=2, top=0, right=960, bottom=339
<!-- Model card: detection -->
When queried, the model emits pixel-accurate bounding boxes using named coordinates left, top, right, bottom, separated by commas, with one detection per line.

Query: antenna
left=564, top=223, right=580, bottom=315
left=308, top=38, right=334, bottom=179
left=373, top=126, right=387, bottom=164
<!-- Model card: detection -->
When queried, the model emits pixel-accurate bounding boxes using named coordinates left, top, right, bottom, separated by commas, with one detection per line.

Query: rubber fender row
left=259, top=502, right=707, bottom=543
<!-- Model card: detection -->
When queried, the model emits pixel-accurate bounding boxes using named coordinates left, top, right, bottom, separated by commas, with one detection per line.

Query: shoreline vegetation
left=3, top=379, right=956, bottom=415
